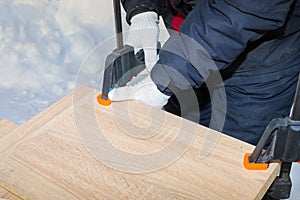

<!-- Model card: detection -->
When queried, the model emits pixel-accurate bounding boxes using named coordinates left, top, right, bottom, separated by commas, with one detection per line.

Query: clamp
left=97, top=0, right=145, bottom=106
left=244, top=74, right=300, bottom=199
left=97, top=0, right=160, bottom=106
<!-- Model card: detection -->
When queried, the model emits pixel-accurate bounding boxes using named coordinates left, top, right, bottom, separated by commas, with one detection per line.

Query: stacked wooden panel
left=0, top=120, right=22, bottom=200
left=0, top=86, right=280, bottom=199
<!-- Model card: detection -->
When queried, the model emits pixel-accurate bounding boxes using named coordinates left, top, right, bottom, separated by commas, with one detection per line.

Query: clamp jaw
left=244, top=117, right=300, bottom=168
left=97, top=43, right=160, bottom=106
left=98, top=45, right=146, bottom=106
left=244, top=117, right=300, bottom=199
left=244, top=74, right=300, bottom=199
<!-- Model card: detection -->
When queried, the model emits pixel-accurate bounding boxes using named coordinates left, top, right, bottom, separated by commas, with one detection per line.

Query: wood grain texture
left=0, top=120, right=17, bottom=138
left=0, top=120, right=23, bottom=200
left=0, top=86, right=90, bottom=159
left=0, top=86, right=280, bottom=199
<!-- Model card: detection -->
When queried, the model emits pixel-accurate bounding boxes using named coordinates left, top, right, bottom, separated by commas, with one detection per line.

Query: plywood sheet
left=0, top=190, right=21, bottom=200
left=0, top=120, right=18, bottom=138
left=0, top=86, right=280, bottom=199
left=0, top=120, right=23, bottom=200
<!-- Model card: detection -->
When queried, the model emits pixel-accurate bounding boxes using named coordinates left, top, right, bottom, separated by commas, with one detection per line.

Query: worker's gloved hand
left=108, top=74, right=170, bottom=108
left=126, top=11, right=159, bottom=72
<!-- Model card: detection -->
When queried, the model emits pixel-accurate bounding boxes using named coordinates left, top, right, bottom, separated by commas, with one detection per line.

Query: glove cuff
left=131, top=11, right=159, bottom=28
left=126, top=3, right=159, bottom=25
left=153, top=85, right=170, bottom=102
left=149, top=78, right=170, bottom=107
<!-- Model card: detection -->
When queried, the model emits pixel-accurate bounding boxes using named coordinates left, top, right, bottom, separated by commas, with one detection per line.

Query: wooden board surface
left=0, top=86, right=280, bottom=199
left=0, top=120, right=23, bottom=200
left=0, top=190, right=21, bottom=200
left=0, top=120, right=18, bottom=138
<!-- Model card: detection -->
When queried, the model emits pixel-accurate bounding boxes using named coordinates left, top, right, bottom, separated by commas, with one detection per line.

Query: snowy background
left=0, top=0, right=116, bottom=124
left=0, top=0, right=298, bottom=199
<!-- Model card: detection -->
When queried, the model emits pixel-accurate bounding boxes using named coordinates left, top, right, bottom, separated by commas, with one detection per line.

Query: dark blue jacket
left=122, top=0, right=300, bottom=145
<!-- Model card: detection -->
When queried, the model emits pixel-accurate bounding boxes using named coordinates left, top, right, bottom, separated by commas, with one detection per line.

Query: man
left=109, top=0, right=300, bottom=145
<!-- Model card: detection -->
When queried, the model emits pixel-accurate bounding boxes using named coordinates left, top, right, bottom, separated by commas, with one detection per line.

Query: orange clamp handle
left=243, top=153, right=269, bottom=170
left=97, top=94, right=112, bottom=106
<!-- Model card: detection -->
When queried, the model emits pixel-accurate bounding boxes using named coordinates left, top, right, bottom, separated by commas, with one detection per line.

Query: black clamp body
left=101, top=45, right=146, bottom=100
left=245, top=73, right=300, bottom=199
left=249, top=117, right=300, bottom=164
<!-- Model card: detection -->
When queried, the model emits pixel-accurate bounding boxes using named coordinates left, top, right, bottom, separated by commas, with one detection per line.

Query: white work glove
left=108, top=74, right=170, bottom=108
left=126, top=11, right=159, bottom=72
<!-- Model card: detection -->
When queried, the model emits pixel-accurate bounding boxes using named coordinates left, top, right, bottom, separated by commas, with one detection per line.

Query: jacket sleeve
left=121, top=0, right=165, bottom=24
left=151, top=0, right=295, bottom=95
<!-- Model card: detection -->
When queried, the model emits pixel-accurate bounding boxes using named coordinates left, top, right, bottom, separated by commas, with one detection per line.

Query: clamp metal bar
left=290, top=74, right=300, bottom=121
left=113, top=0, right=124, bottom=50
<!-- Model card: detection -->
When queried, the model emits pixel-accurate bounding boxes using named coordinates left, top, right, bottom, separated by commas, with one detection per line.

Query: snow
left=0, top=0, right=299, bottom=199
left=0, top=0, right=116, bottom=123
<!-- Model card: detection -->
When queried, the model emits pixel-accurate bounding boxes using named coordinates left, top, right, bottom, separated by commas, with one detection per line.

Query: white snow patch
left=0, top=0, right=115, bottom=123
